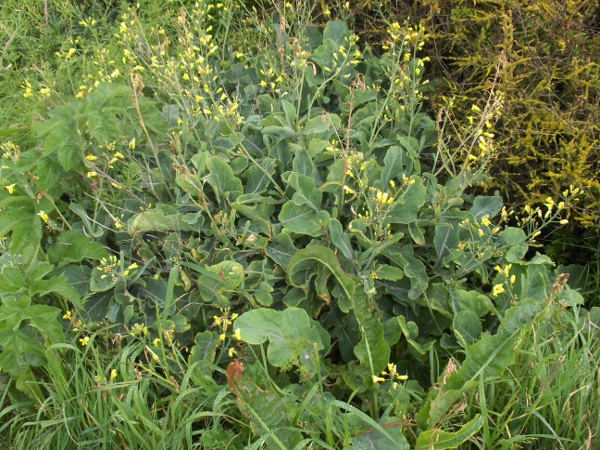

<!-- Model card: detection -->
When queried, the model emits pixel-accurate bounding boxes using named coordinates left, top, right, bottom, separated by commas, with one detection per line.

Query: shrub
left=0, top=1, right=594, bottom=448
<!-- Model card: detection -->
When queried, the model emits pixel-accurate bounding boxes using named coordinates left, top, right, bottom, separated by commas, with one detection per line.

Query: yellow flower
left=153, top=338, right=161, bottom=347
left=492, top=284, right=505, bottom=297
left=372, top=375, right=386, bottom=384
left=109, top=369, right=118, bottom=381
left=79, top=336, right=90, bottom=346
left=233, top=328, right=242, bottom=340
left=37, top=210, right=49, bottom=223
left=481, top=215, right=492, bottom=227
left=228, top=348, right=237, bottom=357
left=4, top=184, right=16, bottom=194
left=128, top=138, right=136, bottom=149
left=63, top=311, right=72, bottom=320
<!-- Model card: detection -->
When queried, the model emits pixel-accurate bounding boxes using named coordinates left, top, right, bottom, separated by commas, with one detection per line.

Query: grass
left=466, top=305, right=600, bottom=449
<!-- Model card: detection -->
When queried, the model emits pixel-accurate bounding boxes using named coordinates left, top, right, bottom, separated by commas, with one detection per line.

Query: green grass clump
left=0, top=1, right=599, bottom=448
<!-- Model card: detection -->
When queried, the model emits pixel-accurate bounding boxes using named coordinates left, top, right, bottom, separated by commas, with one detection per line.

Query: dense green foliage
left=0, top=1, right=599, bottom=448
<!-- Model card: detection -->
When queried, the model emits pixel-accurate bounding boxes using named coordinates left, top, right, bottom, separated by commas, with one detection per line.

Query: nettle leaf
left=197, top=261, right=244, bottom=307
left=36, top=156, right=65, bottom=192
left=206, top=156, right=244, bottom=205
left=235, top=307, right=330, bottom=367
left=0, top=199, right=41, bottom=253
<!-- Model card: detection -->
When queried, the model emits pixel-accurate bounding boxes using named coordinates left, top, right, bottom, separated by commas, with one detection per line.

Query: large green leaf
left=235, top=307, right=330, bottom=367
left=354, top=317, right=390, bottom=384
left=278, top=202, right=330, bottom=236
left=384, top=177, right=426, bottom=224
left=35, top=103, right=84, bottom=172
left=415, top=415, right=483, bottom=450
left=47, top=230, right=108, bottom=267
left=127, top=205, right=196, bottom=233
left=288, top=172, right=322, bottom=212
left=206, top=156, right=243, bottom=205
left=381, top=146, right=406, bottom=188
left=419, top=299, right=544, bottom=427
left=330, top=218, right=354, bottom=262
left=287, top=246, right=357, bottom=314
left=0, top=296, right=63, bottom=377
left=196, top=261, right=244, bottom=307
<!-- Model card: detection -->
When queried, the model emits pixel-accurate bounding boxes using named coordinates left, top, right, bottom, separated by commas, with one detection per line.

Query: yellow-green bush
left=421, top=0, right=600, bottom=229
left=308, top=0, right=600, bottom=228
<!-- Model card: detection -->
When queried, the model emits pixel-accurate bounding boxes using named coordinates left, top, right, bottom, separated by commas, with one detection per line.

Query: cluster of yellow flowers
left=372, top=363, right=409, bottom=390
left=214, top=310, right=242, bottom=357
